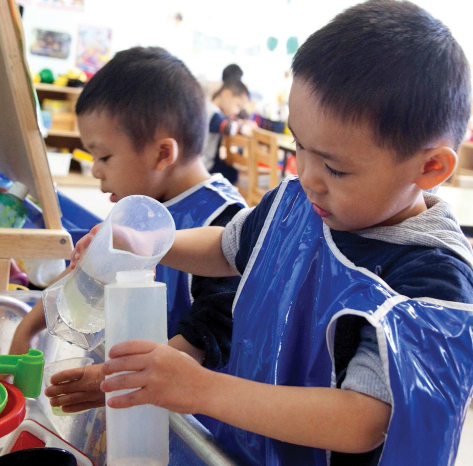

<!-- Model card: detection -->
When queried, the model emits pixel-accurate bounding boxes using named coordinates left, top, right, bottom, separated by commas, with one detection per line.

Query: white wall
left=21, top=0, right=473, bottom=103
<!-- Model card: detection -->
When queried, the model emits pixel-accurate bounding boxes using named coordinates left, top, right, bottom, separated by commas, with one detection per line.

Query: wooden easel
left=0, top=1, right=73, bottom=289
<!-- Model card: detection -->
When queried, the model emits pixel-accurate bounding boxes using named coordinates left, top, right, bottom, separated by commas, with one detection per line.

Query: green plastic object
left=0, top=383, right=7, bottom=415
left=0, top=349, right=44, bottom=398
left=39, top=68, right=54, bottom=84
left=0, top=182, right=29, bottom=228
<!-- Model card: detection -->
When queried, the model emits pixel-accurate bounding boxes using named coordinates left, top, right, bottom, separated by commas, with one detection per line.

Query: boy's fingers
left=49, top=390, right=104, bottom=407
left=70, top=223, right=101, bottom=265
left=51, top=396, right=105, bottom=412
left=102, top=353, right=149, bottom=377
left=61, top=400, right=105, bottom=413
left=106, top=389, right=147, bottom=409
left=49, top=367, right=85, bottom=385
left=100, top=371, right=146, bottom=393
left=45, top=377, right=98, bottom=397
left=107, top=340, right=159, bottom=359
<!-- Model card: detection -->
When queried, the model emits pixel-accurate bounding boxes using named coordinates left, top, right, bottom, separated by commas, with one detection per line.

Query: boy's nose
left=300, top=167, right=327, bottom=195
left=91, top=162, right=102, bottom=179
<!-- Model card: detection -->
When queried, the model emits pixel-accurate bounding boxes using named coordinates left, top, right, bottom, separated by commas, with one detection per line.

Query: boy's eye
left=325, top=164, right=347, bottom=178
left=98, top=155, right=111, bottom=163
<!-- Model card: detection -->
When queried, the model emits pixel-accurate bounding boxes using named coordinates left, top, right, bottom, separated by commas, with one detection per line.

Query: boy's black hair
left=212, top=79, right=249, bottom=100
left=292, top=0, right=471, bottom=160
left=76, top=46, right=206, bottom=161
left=222, top=63, right=244, bottom=83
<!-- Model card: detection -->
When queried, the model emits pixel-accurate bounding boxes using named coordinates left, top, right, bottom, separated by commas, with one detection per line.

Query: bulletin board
left=0, top=0, right=73, bottom=287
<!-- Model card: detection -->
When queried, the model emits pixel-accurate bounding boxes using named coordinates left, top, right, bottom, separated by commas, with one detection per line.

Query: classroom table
left=437, top=185, right=473, bottom=227
left=276, top=133, right=296, bottom=152
left=436, top=185, right=473, bottom=243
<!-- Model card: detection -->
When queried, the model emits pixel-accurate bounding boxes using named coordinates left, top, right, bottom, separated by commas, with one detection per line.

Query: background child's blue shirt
left=202, top=102, right=239, bottom=183
left=159, top=174, right=246, bottom=368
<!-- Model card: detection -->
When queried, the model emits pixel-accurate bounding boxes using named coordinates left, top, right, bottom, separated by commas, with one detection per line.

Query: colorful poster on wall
left=76, top=25, right=112, bottom=76
left=30, top=28, right=71, bottom=59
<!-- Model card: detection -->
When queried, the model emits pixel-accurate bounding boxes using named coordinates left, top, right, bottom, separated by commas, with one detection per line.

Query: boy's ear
left=155, top=138, right=179, bottom=171
left=415, top=146, right=457, bottom=190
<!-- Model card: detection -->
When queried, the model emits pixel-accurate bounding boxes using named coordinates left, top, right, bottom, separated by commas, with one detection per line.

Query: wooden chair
left=221, top=133, right=251, bottom=199
left=247, top=128, right=280, bottom=207
left=450, top=141, right=473, bottom=187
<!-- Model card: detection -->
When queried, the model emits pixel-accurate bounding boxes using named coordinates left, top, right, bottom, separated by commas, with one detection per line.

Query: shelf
left=46, top=129, right=81, bottom=138
left=34, top=83, right=82, bottom=95
left=53, top=172, right=99, bottom=187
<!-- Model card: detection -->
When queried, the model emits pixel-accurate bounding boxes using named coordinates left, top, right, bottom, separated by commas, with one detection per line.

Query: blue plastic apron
left=214, top=177, right=473, bottom=465
left=157, top=174, right=246, bottom=337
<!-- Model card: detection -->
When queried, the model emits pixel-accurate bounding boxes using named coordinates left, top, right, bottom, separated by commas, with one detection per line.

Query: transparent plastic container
left=43, top=195, right=175, bottom=351
left=0, top=181, right=28, bottom=228
left=43, top=357, right=94, bottom=416
left=105, top=270, right=168, bottom=466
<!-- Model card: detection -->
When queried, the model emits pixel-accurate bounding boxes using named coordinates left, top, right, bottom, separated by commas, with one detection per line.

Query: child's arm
left=71, top=226, right=237, bottom=278
left=101, top=340, right=391, bottom=454
left=9, top=266, right=71, bottom=356
left=160, top=227, right=237, bottom=277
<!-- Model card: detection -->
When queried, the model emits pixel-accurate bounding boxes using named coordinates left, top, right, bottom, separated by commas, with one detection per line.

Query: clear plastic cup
left=43, top=356, right=94, bottom=417
left=43, top=195, right=175, bottom=351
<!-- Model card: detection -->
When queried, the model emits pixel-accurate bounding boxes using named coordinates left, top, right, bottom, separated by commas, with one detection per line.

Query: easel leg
left=0, top=259, right=10, bottom=290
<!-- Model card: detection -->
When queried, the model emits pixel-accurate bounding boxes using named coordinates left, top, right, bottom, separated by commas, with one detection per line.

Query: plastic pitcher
left=43, top=195, right=175, bottom=351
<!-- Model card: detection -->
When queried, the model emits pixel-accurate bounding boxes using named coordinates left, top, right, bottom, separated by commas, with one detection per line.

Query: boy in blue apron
left=88, top=2, right=473, bottom=465
left=13, top=47, right=246, bottom=411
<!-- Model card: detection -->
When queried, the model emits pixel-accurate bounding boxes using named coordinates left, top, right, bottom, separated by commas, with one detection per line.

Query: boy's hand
left=45, top=363, right=105, bottom=413
left=70, top=224, right=101, bottom=269
left=101, top=340, right=206, bottom=414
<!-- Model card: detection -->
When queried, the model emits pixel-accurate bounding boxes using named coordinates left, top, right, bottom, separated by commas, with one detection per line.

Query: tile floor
left=58, top=182, right=473, bottom=464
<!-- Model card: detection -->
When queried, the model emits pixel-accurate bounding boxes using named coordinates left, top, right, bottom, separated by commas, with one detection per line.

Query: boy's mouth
left=311, top=203, right=331, bottom=218
left=101, top=187, right=118, bottom=203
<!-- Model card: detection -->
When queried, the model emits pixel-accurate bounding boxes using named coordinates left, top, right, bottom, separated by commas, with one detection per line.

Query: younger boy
left=88, top=2, right=473, bottom=465
left=12, top=46, right=246, bottom=411
left=202, top=79, right=253, bottom=184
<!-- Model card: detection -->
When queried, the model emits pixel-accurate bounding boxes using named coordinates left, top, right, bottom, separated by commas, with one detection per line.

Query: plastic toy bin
left=23, top=190, right=102, bottom=246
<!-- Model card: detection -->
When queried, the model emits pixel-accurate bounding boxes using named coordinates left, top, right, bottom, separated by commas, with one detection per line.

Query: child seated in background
left=221, top=63, right=250, bottom=119
left=73, top=1, right=473, bottom=464
left=222, top=63, right=244, bottom=83
left=202, top=79, right=255, bottom=184
left=11, top=46, right=246, bottom=412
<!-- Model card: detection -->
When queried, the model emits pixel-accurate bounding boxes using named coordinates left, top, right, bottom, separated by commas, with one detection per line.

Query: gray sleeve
left=341, top=325, right=392, bottom=405
left=221, top=207, right=254, bottom=274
